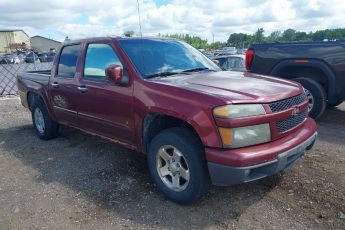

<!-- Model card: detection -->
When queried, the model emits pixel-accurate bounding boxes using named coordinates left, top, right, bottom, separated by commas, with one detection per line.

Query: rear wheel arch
left=27, top=91, right=56, bottom=120
left=270, top=59, right=337, bottom=104
left=27, top=92, right=42, bottom=111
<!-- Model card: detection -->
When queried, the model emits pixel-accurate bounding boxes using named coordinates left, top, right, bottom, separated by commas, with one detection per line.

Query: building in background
left=30, top=35, right=61, bottom=53
left=0, top=30, right=31, bottom=55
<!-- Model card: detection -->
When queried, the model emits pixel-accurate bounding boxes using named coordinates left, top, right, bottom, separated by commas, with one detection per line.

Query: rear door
left=74, top=42, right=135, bottom=146
left=49, top=44, right=81, bottom=125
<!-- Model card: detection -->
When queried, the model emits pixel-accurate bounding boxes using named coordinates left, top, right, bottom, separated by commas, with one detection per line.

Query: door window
left=84, top=44, right=122, bottom=81
left=57, top=44, right=81, bottom=77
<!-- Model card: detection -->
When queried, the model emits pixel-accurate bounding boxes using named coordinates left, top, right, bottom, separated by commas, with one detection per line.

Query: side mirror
left=105, top=64, right=128, bottom=85
left=105, top=64, right=122, bottom=83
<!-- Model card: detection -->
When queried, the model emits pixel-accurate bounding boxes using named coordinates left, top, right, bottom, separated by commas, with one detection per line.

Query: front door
left=74, top=43, right=135, bottom=146
left=49, top=44, right=81, bottom=126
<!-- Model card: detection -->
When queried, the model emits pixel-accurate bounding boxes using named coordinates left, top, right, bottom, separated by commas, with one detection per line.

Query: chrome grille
left=269, top=94, right=307, bottom=113
left=276, top=110, right=308, bottom=133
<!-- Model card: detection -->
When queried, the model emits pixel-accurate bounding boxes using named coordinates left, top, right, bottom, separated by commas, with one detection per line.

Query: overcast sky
left=0, top=0, right=344, bottom=42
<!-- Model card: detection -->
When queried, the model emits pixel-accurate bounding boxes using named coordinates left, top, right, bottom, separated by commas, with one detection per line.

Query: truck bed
left=18, top=70, right=51, bottom=85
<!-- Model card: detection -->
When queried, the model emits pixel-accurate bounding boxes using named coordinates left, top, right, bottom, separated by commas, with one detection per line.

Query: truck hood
left=148, top=71, right=303, bottom=104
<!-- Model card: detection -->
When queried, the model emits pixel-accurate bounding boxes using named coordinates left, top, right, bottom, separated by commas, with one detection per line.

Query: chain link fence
left=0, top=62, right=53, bottom=96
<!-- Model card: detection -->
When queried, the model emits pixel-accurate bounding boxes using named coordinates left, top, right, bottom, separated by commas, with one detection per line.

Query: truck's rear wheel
left=147, top=128, right=209, bottom=204
left=32, top=100, right=59, bottom=140
left=294, top=78, right=326, bottom=119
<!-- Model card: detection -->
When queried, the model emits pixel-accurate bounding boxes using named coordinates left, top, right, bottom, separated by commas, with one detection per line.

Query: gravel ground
left=0, top=98, right=344, bottom=230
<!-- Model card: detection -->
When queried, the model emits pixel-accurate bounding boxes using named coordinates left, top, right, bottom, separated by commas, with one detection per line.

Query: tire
left=294, top=78, right=326, bottom=119
left=31, top=99, right=59, bottom=140
left=327, top=99, right=343, bottom=108
left=147, top=127, right=209, bottom=204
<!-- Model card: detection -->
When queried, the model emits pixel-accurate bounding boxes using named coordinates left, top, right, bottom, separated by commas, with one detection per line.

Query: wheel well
left=274, top=66, right=328, bottom=90
left=143, top=114, right=202, bottom=153
left=27, top=92, right=42, bottom=111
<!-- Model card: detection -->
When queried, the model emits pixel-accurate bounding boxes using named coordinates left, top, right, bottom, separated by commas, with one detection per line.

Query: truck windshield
left=118, top=39, right=221, bottom=78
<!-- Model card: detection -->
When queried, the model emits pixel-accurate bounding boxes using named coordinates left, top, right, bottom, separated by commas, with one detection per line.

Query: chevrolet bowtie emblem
left=291, top=106, right=300, bottom=116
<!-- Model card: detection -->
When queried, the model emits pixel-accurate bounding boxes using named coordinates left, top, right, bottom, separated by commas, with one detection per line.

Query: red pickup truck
left=17, top=37, right=317, bottom=204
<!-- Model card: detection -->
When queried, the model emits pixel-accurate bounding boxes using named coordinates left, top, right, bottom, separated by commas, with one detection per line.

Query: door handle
left=51, top=82, right=59, bottom=88
left=77, top=86, right=88, bottom=93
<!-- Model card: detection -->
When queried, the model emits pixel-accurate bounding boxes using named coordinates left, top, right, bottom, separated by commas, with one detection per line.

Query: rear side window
left=84, top=43, right=122, bottom=81
left=58, top=44, right=80, bottom=77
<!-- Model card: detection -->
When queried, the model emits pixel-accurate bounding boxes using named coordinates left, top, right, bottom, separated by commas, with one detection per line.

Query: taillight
left=245, top=49, right=254, bottom=71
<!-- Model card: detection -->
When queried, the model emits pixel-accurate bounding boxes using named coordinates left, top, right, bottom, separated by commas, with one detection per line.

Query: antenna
left=136, top=0, right=142, bottom=37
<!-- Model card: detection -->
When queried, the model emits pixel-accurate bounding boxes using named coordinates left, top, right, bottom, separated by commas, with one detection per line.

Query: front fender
left=146, top=105, right=221, bottom=148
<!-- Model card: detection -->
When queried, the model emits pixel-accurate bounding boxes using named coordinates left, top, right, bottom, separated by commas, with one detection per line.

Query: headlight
left=213, top=104, right=266, bottom=118
left=218, top=124, right=271, bottom=148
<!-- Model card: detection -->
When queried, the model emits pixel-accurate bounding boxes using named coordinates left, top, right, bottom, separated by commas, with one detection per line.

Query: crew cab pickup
left=246, top=41, right=345, bottom=119
left=17, top=37, right=317, bottom=204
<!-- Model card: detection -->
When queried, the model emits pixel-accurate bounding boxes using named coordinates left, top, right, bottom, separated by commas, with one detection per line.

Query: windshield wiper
left=145, top=68, right=215, bottom=79
left=181, top=67, right=215, bottom=73
left=145, top=71, right=180, bottom=79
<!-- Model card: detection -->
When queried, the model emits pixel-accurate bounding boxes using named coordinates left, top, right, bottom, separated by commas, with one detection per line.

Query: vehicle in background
left=47, top=52, right=56, bottom=62
left=17, top=37, right=317, bottom=204
left=38, top=52, right=48, bottom=62
left=38, top=52, right=55, bottom=62
left=213, top=55, right=245, bottom=72
left=247, top=41, right=345, bottom=119
left=0, top=53, right=20, bottom=64
left=221, top=46, right=237, bottom=55
left=237, top=48, right=247, bottom=55
left=202, top=50, right=215, bottom=58
left=25, top=52, right=41, bottom=63
left=17, top=54, right=26, bottom=63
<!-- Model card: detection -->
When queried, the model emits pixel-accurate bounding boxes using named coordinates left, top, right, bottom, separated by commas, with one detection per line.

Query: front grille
left=269, top=94, right=307, bottom=113
left=276, top=110, right=308, bottom=133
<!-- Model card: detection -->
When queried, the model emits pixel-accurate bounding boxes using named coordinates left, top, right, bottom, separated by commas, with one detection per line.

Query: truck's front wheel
left=148, top=128, right=209, bottom=204
left=31, top=100, right=59, bottom=140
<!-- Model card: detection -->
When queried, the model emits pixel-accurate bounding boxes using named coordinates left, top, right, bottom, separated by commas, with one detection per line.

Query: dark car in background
left=25, top=52, right=41, bottom=63
left=38, top=53, right=48, bottom=62
left=38, top=52, right=56, bottom=62
left=246, top=41, right=345, bottom=119
left=213, top=55, right=245, bottom=72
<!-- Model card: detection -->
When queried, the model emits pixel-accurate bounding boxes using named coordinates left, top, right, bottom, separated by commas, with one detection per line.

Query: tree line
left=162, top=28, right=345, bottom=49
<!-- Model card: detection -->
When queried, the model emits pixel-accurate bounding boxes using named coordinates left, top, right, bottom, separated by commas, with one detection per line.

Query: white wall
left=0, top=31, right=30, bottom=54
left=30, top=37, right=61, bottom=52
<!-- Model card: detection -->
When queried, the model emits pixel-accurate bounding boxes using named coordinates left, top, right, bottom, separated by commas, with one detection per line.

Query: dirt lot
left=0, top=98, right=344, bottom=230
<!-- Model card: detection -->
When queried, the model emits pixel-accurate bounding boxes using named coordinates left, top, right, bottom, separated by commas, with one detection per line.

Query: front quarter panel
left=133, top=79, right=224, bottom=149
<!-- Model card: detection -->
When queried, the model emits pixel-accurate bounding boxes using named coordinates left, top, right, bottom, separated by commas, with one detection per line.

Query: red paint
left=205, top=118, right=317, bottom=167
left=17, top=37, right=316, bottom=168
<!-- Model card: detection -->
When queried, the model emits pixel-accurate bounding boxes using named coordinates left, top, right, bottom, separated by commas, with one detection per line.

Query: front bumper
left=206, top=118, right=317, bottom=186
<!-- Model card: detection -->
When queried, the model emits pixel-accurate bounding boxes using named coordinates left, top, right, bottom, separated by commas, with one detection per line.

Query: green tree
left=227, top=33, right=249, bottom=48
left=209, top=41, right=226, bottom=50
left=266, top=31, right=282, bottom=43
left=163, top=34, right=208, bottom=49
left=253, top=28, right=265, bottom=43
left=295, top=31, right=309, bottom=41
left=124, top=30, right=135, bottom=37
left=281, top=29, right=297, bottom=42
left=312, top=30, right=326, bottom=41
